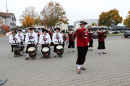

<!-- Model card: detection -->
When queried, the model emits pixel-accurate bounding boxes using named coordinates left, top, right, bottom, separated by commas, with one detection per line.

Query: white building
left=34, top=23, right=69, bottom=31
left=74, top=19, right=98, bottom=27
left=0, top=12, right=16, bottom=30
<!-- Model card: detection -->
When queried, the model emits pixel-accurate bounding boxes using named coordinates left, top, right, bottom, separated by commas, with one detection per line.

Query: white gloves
left=88, top=43, right=89, bottom=46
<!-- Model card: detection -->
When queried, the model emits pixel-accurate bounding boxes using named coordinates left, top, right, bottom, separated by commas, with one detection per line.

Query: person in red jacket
left=68, top=29, right=76, bottom=53
left=88, top=29, right=94, bottom=51
left=75, top=21, right=89, bottom=74
left=97, top=28, right=107, bottom=55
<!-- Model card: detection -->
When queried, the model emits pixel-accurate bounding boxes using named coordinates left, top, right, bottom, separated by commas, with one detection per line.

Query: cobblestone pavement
left=0, top=36, right=130, bottom=86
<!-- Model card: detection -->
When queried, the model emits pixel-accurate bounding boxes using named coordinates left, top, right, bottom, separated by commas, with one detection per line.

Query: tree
left=22, top=15, right=34, bottom=27
left=34, top=16, right=41, bottom=25
left=123, top=11, right=130, bottom=28
left=19, top=6, right=38, bottom=23
left=41, top=1, right=69, bottom=27
left=0, top=17, right=3, bottom=24
left=98, top=9, right=123, bottom=28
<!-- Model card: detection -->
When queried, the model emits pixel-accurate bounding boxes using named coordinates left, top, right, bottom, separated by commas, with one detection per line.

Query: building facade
left=0, top=12, right=16, bottom=31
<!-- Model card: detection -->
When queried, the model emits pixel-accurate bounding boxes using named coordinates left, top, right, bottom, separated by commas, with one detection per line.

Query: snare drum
left=19, top=43, right=24, bottom=51
left=42, top=47, right=50, bottom=57
left=28, top=47, right=36, bottom=59
left=14, top=46, right=21, bottom=56
left=56, top=45, right=64, bottom=56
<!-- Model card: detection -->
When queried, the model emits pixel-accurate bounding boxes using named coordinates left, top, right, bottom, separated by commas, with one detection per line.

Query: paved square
left=0, top=36, right=130, bottom=86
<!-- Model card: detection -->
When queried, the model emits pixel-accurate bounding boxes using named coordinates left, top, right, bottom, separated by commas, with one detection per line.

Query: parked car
left=124, top=32, right=130, bottom=38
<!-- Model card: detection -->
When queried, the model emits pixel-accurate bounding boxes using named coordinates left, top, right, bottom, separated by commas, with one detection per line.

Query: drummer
left=39, top=29, right=51, bottom=58
left=25, top=28, right=38, bottom=60
left=49, top=29, right=55, bottom=49
left=9, top=31, right=23, bottom=56
left=17, top=29, right=24, bottom=52
left=52, top=27, right=63, bottom=57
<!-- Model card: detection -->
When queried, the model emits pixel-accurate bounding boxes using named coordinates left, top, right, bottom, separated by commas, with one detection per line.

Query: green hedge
left=113, top=31, right=118, bottom=34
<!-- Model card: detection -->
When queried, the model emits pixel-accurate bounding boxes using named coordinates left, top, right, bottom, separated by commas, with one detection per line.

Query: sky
left=0, top=0, right=130, bottom=26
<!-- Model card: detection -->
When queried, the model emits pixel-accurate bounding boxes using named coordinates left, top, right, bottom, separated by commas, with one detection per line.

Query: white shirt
left=39, top=33, right=51, bottom=44
left=17, top=32, right=24, bottom=42
left=52, top=32, right=63, bottom=44
left=25, top=32, right=38, bottom=44
left=9, top=34, right=20, bottom=45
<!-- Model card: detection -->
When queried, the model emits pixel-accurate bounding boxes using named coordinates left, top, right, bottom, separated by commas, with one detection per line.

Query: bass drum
left=56, top=45, right=64, bottom=56
left=42, top=47, right=50, bottom=57
left=14, top=46, right=21, bottom=56
left=28, top=47, right=36, bottom=59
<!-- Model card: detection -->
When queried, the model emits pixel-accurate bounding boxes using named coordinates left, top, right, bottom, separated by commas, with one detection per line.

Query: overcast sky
left=0, top=0, right=130, bottom=26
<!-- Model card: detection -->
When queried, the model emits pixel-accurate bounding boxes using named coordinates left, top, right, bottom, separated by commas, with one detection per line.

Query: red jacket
left=68, top=33, right=76, bottom=41
left=88, top=33, right=94, bottom=41
left=98, top=32, right=106, bottom=41
left=75, top=28, right=89, bottom=47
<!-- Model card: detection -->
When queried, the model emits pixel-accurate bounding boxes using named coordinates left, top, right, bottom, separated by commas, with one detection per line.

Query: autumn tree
left=22, top=15, right=34, bottom=27
left=123, top=11, right=130, bottom=28
left=98, top=9, right=123, bottom=29
left=41, top=1, right=69, bottom=28
left=19, top=6, right=38, bottom=23
left=0, top=17, right=3, bottom=24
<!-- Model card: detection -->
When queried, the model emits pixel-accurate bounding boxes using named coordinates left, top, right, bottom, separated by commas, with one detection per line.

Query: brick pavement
left=0, top=37, right=130, bottom=86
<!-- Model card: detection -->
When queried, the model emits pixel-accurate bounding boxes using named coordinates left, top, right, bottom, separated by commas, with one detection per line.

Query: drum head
left=28, top=47, right=35, bottom=51
left=56, top=45, right=63, bottom=49
left=42, top=47, right=49, bottom=52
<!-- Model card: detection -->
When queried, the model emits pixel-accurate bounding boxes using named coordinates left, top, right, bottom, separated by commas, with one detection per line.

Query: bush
left=113, top=31, right=118, bottom=34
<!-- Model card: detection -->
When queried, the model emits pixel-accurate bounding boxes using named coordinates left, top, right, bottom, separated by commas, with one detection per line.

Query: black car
left=124, top=32, right=130, bottom=38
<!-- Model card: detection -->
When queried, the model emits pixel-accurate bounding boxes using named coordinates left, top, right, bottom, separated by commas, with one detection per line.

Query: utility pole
left=6, top=0, right=8, bottom=13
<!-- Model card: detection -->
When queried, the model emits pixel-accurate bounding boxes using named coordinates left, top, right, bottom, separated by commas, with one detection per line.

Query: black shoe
left=25, top=57, right=29, bottom=60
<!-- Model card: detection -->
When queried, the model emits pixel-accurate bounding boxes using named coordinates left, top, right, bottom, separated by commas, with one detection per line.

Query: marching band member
left=17, top=29, right=24, bottom=52
left=25, top=28, right=38, bottom=60
left=9, top=31, right=23, bottom=56
left=68, top=29, right=76, bottom=53
left=52, top=27, right=63, bottom=57
left=97, top=28, right=107, bottom=55
left=49, top=29, right=54, bottom=49
left=39, top=29, right=51, bottom=58
left=17, top=29, right=24, bottom=42
left=75, top=21, right=89, bottom=74
left=61, top=30, right=66, bottom=48
left=88, top=29, right=94, bottom=51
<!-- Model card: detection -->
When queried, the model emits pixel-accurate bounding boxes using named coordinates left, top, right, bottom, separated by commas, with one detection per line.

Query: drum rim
left=56, top=45, right=63, bottom=49
left=42, top=47, right=49, bottom=52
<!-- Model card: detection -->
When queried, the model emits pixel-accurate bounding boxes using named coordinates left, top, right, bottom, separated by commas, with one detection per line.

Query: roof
left=0, top=12, right=13, bottom=17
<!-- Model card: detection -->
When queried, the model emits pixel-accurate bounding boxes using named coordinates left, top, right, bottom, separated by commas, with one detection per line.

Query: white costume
left=17, top=32, right=24, bottom=42
left=52, top=32, right=63, bottom=44
left=9, top=34, right=20, bottom=45
left=39, top=33, right=51, bottom=44
left=25, top=32, right=38, bottom=44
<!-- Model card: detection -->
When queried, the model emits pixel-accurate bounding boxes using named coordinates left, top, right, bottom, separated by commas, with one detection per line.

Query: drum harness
left=43, top=35, right=49, bottom=47
left=56, top=33, right=61, bottom=45
left=13, top=35, right=18, bottom=45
